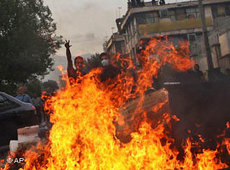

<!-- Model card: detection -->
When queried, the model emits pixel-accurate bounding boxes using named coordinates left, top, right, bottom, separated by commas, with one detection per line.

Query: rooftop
left=106, top=33, right=125, bottom=49
left=121, top=0, right=230, bottom=30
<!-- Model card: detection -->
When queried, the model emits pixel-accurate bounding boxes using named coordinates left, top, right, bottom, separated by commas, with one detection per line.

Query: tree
left=42, top=80, right=59, bottom=93
left=26, top=78, right=42, bottom=97
left=0, top=0, right=63, bottom=94
left=85, top=53, right=102, bottom=72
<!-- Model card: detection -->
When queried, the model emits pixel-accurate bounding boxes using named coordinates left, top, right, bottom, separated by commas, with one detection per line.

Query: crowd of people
left=64, top=40, right=230, bottom=88
left=16, top=86, right=33, bottom=104
left=15, top=85, right=47, bottom=125
left=65, top=40, right=121, bottom=83
left=127, top=0, right=166, bottom=8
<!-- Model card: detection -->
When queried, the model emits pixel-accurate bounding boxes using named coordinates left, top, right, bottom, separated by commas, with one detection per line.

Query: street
left=1, top=0, right=230, bottom=169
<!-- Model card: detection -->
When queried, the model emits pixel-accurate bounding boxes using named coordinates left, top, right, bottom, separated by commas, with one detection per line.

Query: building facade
left=106, top=33, right=125, bottom=57
left=208, top=8, right=230, bottom=72
left=118, top=0, right=230, bottom=72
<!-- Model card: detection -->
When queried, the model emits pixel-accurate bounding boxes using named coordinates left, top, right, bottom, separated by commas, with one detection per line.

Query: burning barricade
left=1, top=38, right=229, bottom=170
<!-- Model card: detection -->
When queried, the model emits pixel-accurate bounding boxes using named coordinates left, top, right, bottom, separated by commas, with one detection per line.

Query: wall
left=219, top=30, right=230, bottom=57
left=218, top=30, right=230, bottom=70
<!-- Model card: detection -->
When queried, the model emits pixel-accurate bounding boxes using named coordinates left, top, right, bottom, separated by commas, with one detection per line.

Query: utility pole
left=198, top=0, right=214, bottom=71
left=111, top=27, right=115, bottom=34
left=118, top=7, right=122, bottom=18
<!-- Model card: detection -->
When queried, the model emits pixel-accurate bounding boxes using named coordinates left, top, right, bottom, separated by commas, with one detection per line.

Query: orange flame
left=1, top=37, right=229, bottom=170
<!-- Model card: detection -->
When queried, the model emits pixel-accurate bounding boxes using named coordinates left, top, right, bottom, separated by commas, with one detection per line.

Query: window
left=0, top=95, right=19, bottom=112
left=188, top=34, right=196, bottom=42
left=212, top=6, right=218, bottom=18
left=115, top=42, right=122, bottom=53
left=159, top=10, right=168, bottom=18
left=131, top=20, right=136, bottom=36
left=225, top=5, right=230, bottom=16
left=127, top=25, right=131, bottom=40
left=186, top=8, right=200, bottom=18
left=168, top=10, right=176, bottom=21
left=176, top=9, right=186, bottom=20
left=137, top=14, right=146, bottom=24
left=145, top=12, right=158, bottom=24
left=217, top=5, right=226, bottom=16
left=212, top=4, right=230, bottom=17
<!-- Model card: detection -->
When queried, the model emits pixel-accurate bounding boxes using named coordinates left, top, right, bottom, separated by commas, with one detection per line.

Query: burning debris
left=1, top=38, right=230, bottom=170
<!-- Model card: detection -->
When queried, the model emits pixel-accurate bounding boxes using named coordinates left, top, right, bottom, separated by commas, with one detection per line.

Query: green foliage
left=0, top=82, right=17, bottom=96
left=85, top=53, right=102, bottom=72
left=0, top=0, right=63, bottom=93
left=26, top=78, right=42, bottom=97
left=42, top=80, right=59, bottom=93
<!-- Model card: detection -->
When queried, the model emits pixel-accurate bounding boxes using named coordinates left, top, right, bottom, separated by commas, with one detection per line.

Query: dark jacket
left=99, top=65, right=121, bottom=82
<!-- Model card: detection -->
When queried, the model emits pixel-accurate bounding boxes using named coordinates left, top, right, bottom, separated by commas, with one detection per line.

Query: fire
left=227, top=122, right=230, bottom=129
left=1, top=38, right=229, bottom=170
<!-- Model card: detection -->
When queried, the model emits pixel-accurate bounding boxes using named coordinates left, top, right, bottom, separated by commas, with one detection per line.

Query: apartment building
left=118, top=0, right=230, bottom=71
left=106, top=33, right=125, bottom=56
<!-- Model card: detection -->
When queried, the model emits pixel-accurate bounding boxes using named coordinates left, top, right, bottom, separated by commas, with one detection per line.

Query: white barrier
left=9, top=125, right=40, bottom=152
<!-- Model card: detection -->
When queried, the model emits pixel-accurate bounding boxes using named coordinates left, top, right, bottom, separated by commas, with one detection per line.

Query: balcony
left=138, top=17, right=213, bottom=35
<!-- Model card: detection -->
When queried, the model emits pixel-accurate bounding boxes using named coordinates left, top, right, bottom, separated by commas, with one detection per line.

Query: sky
left=44, top=0, right=128, bottom=57
left=43, top=0, right=189, bottom=57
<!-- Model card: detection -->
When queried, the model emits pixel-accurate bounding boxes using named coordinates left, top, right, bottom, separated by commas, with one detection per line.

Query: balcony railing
left=138, top=17, right=213, bottom=35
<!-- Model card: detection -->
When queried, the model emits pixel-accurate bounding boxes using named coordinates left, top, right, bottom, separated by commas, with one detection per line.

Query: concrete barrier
left=9, top=125, right=40, bottom=152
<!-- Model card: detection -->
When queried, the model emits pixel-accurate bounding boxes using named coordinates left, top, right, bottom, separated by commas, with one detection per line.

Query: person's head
left=74, top=56, right=84, bottom=70
left=194, top=64, right=200, bottom=71
left=100, top=52, right=109, bottom=67
left=33, top=92, right=37, bottom=98
left=17, top=87, right=24, bottom=95
left=23, top=86, right=27, bottom=93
